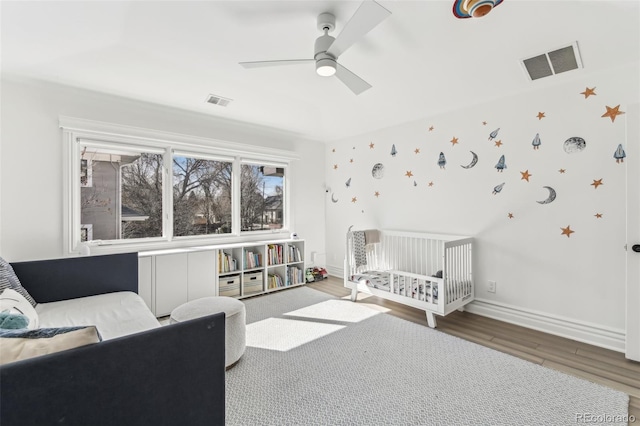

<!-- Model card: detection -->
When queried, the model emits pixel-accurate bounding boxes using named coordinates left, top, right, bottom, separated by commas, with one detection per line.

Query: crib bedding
left=349, top=270, right=438, bottom=300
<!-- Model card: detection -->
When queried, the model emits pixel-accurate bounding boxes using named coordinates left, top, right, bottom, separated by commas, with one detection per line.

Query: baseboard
left=466, top=299, right=626, bottom=353
left=328, top=264, right=625, bottom=352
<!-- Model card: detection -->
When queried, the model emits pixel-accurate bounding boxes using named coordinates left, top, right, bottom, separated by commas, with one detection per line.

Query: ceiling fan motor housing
left=314, top=29, right=337, bottom=76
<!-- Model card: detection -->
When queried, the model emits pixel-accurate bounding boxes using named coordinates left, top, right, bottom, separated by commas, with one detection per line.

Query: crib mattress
left=349, top=271, right=438, bottom=300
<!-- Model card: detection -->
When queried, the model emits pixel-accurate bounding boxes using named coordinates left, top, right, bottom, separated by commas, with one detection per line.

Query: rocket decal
left=492, top=182, right=505, bottom=195
left=489, top=128, right=500, bottom=141
left=437, top=152, right=447, bottom=169
left=614, top=144, right=626, bottom=163
left=495, top=155, right=506, bottom=172
left=532, top=133, right=541, bottom=150
left=391, top=144, right=398, bottom=157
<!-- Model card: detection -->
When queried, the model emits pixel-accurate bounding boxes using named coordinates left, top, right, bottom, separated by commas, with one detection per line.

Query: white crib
left=344, top=229, right=473, bottom=328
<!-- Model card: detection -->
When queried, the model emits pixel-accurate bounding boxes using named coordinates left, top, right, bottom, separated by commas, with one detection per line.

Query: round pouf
left=170, top=296, right=246, bottom=369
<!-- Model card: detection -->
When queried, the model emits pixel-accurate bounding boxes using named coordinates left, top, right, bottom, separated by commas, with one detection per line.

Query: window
left=173, top=155, right=232, bottom=236
left=241, top=164, right=285, bottom=231
left=63, top=117, right=295, bottom=254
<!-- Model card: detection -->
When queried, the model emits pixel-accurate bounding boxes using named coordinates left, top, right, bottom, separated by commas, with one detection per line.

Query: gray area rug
left=226, top=287, right=629, bottom=425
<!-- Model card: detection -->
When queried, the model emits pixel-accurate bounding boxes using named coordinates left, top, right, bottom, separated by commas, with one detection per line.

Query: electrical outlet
left=487, top=280, right=496, bottom=293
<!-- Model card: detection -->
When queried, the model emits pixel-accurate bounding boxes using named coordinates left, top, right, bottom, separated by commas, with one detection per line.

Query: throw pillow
left=0, top=289, right=39, bottom=329
left=0, top=312, right=29, bottom=329
left=0, top=326, right=102, bottom=365
left=0, top=257, right=37, bottom=307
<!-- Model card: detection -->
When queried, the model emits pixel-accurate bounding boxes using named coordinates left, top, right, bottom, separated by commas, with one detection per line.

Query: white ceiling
left=2, top=1, right=639, bottom=142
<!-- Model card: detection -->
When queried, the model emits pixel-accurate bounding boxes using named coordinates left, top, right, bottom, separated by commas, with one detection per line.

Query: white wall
left=325, top=63, right=639, bottom=345
left=0, top=76, right=326, bottom=263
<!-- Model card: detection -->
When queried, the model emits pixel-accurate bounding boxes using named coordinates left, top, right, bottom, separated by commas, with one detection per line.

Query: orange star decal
left=450, top=137, right=459, bottom=146
left=494, top=140, right=503, bottom=147
left=428, top=126, right=434, bottom=131
left=536, top=112, right=546, bottom=120
left=351, top=197, right=357, bottom=203
left=349, top=159, right=354, bottom=163
left=594, top=213, right=603, bottom=218
left=559, top=169, right=566, bottom=174
left=374, top=191, right=380, bottom=197
left=520, top=170, right=532, bottom=182
left=428, top=181, right=434, bottom=187
left=333, top=164, right=338, bottom=170
left=601, top=105, right=625, bottom=123
left=561, top=225, right=575, bottom=238
left=591, top=178, right=603, bottom=189
left=369, top=142, right=375, bottom=149
left=508, top=213, right=514, bottom=219
left=581, top=87, right=596, bottom=98
left=405, top=171, right=414, bottom=178
left=482, top=121, right=487, bottom=125
left=414, top=148, right=420, bottom=154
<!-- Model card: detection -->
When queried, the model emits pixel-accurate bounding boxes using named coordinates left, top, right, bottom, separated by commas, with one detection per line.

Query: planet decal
left=563, top=137, right=586, bottom=153
left=331, top=193, right=338, bottom=203
left=372, top=163, right=384, bottom=179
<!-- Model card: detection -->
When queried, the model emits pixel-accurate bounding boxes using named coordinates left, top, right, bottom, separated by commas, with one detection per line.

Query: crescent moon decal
left=460, top=151, right=478, bottom=169
left=537, top=186, right=556, bottom=204
left=331, top=193, right=338, bottom=203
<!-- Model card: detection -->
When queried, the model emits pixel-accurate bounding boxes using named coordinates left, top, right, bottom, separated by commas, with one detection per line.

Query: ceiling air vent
left=521, top=41, right=583, bottom=81
left=205, top=94, right=232, bottom=107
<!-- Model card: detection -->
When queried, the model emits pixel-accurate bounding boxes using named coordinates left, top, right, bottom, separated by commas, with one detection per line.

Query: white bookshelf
left=139, top=239, right=305, bottom=316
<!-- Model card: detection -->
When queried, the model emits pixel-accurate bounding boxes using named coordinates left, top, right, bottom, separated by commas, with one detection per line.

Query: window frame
left=61, top=117, right=296, bottom=255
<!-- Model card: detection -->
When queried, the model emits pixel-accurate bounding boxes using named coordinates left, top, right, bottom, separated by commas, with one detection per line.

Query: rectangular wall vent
left=205, top=94, right=232, bottom=107
left=521, top=41, right=583, bottom=81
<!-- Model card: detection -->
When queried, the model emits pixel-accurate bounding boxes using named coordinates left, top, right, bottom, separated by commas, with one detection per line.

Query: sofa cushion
left=0, top=326, right=101, bottom=365
left=0, top=289, right=39, bottom=329
left=36, top=291, right=160, bottom=340
left=0, top=257, right=37, bottom=307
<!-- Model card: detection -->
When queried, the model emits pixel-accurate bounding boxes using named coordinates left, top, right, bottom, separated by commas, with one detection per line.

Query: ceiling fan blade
left=239, top=59, right=314, bottom=69
left=326, top=1, right=391, bottom=58
left=335, top=63, right=372, bottom=95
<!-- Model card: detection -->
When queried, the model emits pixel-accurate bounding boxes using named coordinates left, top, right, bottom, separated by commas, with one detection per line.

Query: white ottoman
left=170, top=296, right=246, bottom=369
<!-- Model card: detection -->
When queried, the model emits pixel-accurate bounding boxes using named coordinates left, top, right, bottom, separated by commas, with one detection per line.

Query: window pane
left=81, top=148, right=163, bottom=241
left=173, top=156, right=232, bottom=236
left=241, top=164, right=284, bottom=232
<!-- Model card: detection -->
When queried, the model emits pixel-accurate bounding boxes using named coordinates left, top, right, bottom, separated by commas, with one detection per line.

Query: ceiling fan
left=239, top=1, right=391, bottom=95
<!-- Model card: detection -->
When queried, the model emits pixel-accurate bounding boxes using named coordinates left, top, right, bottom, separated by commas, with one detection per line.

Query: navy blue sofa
left=0, top=253, right=226, bottom=426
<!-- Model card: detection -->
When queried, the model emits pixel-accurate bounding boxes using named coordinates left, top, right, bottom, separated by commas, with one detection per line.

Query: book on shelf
left=244, top=251, right=262, bottom=269
left=218, top=251, right=237, bottom=273
left=267, top=273, right=284, bottom=289
left=288, top=245, right=302, bottom=263
left=287, top=266, right=303, bottom=285
left=267, top=244, right=284, bottom=266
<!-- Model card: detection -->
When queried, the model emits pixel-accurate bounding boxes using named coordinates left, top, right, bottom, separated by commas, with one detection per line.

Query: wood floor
left=309, top=276, right=640, bottom=423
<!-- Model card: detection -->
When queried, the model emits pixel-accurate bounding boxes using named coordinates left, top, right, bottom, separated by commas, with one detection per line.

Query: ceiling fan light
left=316, top=58, right=336, bottom=77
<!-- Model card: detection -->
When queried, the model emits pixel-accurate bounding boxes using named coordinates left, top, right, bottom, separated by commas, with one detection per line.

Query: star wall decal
left=559, top=169, right=566, bottom=174
left=450, top=137, right=459, bottom=146
left=333, top=164, right=338, bottom=170
left=332, top=148, right=336, bottom=153
left=591, top=178, right=604, bottom=189
left=369, top=142, right=375, bottom=149
left=594, top=213, right=603, bottom=218
left=494, top=140, right=503, bottom=147
left=349, top=159, right=354, bottom=163
left=561, top=225, right=575, bottom=238
left=374, top=191, right=380, bottom=197
left=581, top=87, right=596, bottom=98
left=428, top=181, right=434, bottom=187
left=405, top=171, right=414, bottom=178
left=508, top=213, right=514, bottom=219
left=414, top=148, right=420, bottom=154
left=429, top=126, right=434, bottom=131
left=536, top=112, right=546, bottom=120
left=482, top=121, right=487, bottom=125
left=601, top=105, right=625, bottom=123
left=351, top=197, right=357, bottom=203
left=520, top=170, right=532, bottom=182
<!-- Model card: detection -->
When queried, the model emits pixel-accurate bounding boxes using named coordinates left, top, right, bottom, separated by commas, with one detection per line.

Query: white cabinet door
left=138, top=256, right=153, bottom=313
left=155, top=253, right=188, bottom=317
left=188, top=250, right=217, bottom=300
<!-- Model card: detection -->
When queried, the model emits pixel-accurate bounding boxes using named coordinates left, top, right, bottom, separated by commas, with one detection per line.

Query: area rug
left=225, top=287, right=629, bottom=425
